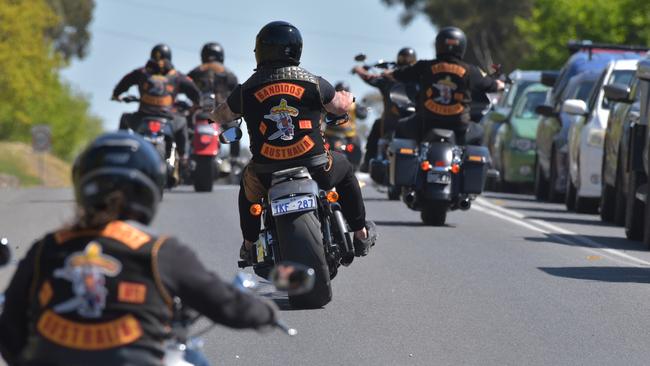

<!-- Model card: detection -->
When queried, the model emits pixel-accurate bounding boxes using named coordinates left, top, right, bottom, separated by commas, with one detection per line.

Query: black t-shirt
left=227, top=76, right=335, bottom=114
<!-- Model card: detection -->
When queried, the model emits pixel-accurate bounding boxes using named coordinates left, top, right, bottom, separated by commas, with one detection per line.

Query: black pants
left=238, top=151, right=366, bottom=242
left=364, top=117, right=399, bottom=165
left=120, top=111, right=188, bottom=156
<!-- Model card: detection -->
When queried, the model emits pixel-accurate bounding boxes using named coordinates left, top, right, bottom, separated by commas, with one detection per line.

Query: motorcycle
left=118, top=95, right=180, bottom=189
left=325, top=132, right=362, bottom=171
left=373, top=86, right=494, bottom=226
left=220, top=121, right=356, bottom=309
left=185, top=93, right=222, bottom=192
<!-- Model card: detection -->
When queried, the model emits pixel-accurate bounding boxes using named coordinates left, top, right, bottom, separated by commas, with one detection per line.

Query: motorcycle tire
left=275, top=211, right=332, bottom=308
left=600, top=183, right=616, bottom=222
left=387, top=186, right=400, bottom=201
left=547, top=147, right=564, bottom=203
left=534, top=157, right=549, bottom=201
left=193, top=156, right=214, bottom=192
left=625, top=171, right=645, bottom=241
left=421, top=201, right=448, bottom=226
left=613, top=157, right=626, bottom=226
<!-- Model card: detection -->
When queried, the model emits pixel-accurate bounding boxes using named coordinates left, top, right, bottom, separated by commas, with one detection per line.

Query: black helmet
left=334, top=81, right=350, bottom=92
left=73, top=132, right=166, bottom=225
left=435, top=27, right=467, bottom=59
left=397, top=47, right=417, bottom=66
left=255, top=21, right=302, bottom=67
left=151, top=43, right=172, bottom=61
left=201, top=42, right=225, bottom=63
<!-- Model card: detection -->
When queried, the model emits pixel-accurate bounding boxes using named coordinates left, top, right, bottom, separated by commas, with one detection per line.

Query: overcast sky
left=62, top=0, right=438, bottom=130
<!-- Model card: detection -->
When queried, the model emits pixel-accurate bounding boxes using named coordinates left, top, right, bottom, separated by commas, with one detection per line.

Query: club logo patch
left=53, top=242, right=122, bottom=318
left=265, top=99, right=299, bottom=141
left=433, top=76, right=457, bottom=104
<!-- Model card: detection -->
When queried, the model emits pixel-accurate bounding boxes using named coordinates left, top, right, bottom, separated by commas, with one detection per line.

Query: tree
left=46, top=0, right=95, bottom=61
left=381, top=0, right=533, bottom=71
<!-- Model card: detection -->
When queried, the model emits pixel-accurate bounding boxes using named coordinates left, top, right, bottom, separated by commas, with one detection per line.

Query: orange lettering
left=254, top=83, right=306, bottom=102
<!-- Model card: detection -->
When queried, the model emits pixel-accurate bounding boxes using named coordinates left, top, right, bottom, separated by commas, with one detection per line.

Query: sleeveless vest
left=139, top=69, right=180, bottom=115
left=417, top=59, right=472, bottom=127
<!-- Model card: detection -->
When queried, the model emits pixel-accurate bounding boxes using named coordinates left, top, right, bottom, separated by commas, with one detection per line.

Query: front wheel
left=421, top=201, right=448, bottom=226
left=193, top=156, right=214, bottom=192
left=275, top=211, right=332, bottom=308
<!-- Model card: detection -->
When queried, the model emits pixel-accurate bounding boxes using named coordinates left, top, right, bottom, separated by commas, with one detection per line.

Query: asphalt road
left=2, top=182, right=650, bottom=365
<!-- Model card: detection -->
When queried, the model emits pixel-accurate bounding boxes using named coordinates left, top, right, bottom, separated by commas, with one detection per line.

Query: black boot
left=354, top=221, right=377, bottom=257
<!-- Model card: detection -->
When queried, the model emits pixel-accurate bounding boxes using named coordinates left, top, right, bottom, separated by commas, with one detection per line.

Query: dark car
left=599, top=75, right=640, bottom=225
left=533, top=42, right=646, bottom=203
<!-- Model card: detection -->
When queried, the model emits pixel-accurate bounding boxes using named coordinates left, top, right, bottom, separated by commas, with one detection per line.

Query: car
left=626, top=58, right=650, bottom=245
left=599, top=74, right=640, bottom=224
left=481, top=70, right=542, bottom=157
left=533, top=41, right=646, bottom=203
left=491, top=83, right=549, bottom=190
left=563, top=59, right=639, bottom=213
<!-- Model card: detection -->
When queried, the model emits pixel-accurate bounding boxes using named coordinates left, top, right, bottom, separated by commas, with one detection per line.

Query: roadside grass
left=0, top=142, right=71, bottom=187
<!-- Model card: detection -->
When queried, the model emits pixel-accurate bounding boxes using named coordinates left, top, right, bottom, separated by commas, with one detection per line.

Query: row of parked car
left=480, top=41, right=650, bottom=248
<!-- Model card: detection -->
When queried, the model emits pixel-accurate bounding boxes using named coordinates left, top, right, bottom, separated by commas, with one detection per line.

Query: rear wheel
left=565, top=177, right=576, bottom=211
left=193, top=156, right=214, bottom=192
left=547, top=148, right=564, bottom=203
left=534, top=157, right=549, bottom=201
left=421, top=201, right=448, bottom=226
left=600, top=183, right=616, bottom=222
left=625, top=171, right=645, bottom=241
left=387, top=185, right=401, bottom=200
left=275, top=211, right=332, bottom=308
left=613, top=158, right=626, bottom=226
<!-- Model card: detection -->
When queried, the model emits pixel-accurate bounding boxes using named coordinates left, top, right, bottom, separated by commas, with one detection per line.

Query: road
left=2, top=183, right=650, bottom=365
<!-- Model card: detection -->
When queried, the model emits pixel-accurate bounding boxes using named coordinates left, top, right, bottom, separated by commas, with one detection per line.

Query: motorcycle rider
left=112, top=43, right=201, bottom=164
left=188, top=42, right=242, bottom=158
left=383, top=27, right=505, bottom=144
left=323, top=82, right=368, bottom=142
left=353, top=47, right=417, bottom=172
left=0, top=132, right=278, bottom=366
left=209, top=21, right=376, bottom=262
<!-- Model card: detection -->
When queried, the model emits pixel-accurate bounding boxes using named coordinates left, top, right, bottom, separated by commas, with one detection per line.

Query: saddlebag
left=369, top=159, right=389, bottom=185
left=388, top=138, right=419, bottom=186
left=461, top=145, right=491, bottom=194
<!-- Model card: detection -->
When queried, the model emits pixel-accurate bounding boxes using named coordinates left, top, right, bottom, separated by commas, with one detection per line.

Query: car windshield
left=505, top=80, right=534, bottom=108
left=575, top=80, right=597, bottom=101
left=602, top=70, right=635, bottom=108
left=516, top=91, right=547, bottom=119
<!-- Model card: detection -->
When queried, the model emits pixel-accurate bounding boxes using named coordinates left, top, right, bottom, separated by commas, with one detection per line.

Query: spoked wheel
left=421, top=201, right=448, bottom=226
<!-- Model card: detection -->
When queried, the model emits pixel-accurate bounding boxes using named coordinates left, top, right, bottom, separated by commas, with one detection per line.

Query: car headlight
left=586, top=129, right=605, bottom=148
left=510, top=138, right=535, bottom=152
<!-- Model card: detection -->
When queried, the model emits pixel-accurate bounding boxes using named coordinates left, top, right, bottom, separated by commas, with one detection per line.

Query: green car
left=492, top=83, right=549, bottom=189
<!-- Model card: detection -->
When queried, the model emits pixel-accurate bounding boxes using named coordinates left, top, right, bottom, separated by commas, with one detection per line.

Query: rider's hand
left=495, top=79, right=506, bottom=91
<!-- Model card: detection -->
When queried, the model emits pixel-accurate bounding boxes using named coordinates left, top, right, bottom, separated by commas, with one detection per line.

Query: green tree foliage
left=381, top=0, right=533, bottom=71
left=46, top=0, right=95, bottom=62
left=516, top=0, right=650, bottom=69
left=0, top=0, right=101, bottom=159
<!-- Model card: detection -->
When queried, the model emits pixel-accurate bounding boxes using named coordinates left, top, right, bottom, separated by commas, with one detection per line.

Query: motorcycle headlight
left=510, top=138, right=535, bottom=152
left=586, top=129, right=605, bottom=148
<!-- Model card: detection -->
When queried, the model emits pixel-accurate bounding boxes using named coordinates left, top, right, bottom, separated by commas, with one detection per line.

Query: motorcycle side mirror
left=0, top=238, right=12, bottom=266
left=354, top=53, right=367, bottom=62
left=219, top=127, right=243, bottom=144
left=269, top=262, right=315, bottom=296
left=232, top=272, right=258, bottom=292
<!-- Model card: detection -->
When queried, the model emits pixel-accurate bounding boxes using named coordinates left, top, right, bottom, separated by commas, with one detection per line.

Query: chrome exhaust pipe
left=459, top=198, right=471, bottom=211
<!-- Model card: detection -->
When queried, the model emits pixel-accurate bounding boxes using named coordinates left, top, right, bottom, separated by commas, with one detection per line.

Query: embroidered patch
left=52, top=242, right=122, bottom=318
left=260, top=136, right=315, bottom=160
left=259, top=121, right=267, bottom=135
left=39, top=281, right=53, bottom=307
left=265, top=99, right=299, bottom=141
left=54, top=221, right=151, bottom=250
left=118, top=282, right=147, bottom=304
left=299, top=120, right=312, bottom=129
left=254, top=83, right=305, bottom=102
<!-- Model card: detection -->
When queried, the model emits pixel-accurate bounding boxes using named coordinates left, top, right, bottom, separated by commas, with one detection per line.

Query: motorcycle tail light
left=326, top=191, right=339, bottom=203
left=250, top=204, right=263, bottom=216
left=451, top=164, right=461, bottom=174
left=420, top=161, right=432, bottom=171
left=148, top=120, right=162, bottom=133
left=346, top=144, right=355, bottom=153
left=200, top=135, right=212, bottom=144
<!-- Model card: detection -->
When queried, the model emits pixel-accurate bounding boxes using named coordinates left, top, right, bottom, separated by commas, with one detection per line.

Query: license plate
left=427, top=171, right=451, bottom=184
left=271, top=195, right=317, bottom=216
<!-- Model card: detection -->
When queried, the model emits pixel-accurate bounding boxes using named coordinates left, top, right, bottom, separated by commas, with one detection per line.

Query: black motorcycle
left=220, top=123, right=355, bottom=309
left=371, top=86, right=494, bottom=226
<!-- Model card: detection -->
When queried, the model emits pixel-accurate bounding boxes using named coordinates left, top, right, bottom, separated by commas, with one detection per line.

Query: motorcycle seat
left=424, top=129, right=456, bottom=144
left=271, top=166, right=312, bottom=186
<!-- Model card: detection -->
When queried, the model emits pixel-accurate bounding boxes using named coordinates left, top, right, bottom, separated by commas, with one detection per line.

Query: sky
left=61, top=0, right=438, bottom=130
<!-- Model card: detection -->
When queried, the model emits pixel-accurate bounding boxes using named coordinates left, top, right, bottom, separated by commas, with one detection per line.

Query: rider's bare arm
left=324, top=90, right=354, bottom=115
left=211, top=102, right=241, bottom=124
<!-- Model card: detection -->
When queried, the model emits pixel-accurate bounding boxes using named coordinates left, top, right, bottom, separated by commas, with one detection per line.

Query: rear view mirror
left=562, top=99, right=589, bottom=115
left=489, top=110, right=508, bottom=123
left=603, top=83, right=632, bottom=103
left=541, top=71, right=559, bottom=87
left=534, top=104, right=555, bottom=117
left=354, top=53, right=367, bottom=62
left=270, top=262, right=315, bottom=296
left=0, top=238, right=12, bottom=266
left=219, top=127, right=242, bottom=144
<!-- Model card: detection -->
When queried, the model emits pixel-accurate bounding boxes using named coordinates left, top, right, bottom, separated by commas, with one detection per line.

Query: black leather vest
left=139, top=69, right=180, bottom=116
left=416, top=59, right=472, bottom=127
left=190, top=62, right=233, bottom=104
left=22, top=221, right=172, bottom=365
left=239, top=66, right=327, bottom=164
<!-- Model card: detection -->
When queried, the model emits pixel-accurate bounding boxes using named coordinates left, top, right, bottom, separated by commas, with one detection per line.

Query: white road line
left=473, top=198, right=650, bottom=267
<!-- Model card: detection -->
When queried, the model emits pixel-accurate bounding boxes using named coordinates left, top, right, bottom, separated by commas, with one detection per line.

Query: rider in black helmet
left=113, top=44, right=200, bottom=165
left=324, top=81, right=368, bottom=169
left=188, top=42, right=240, bottom=157
left=383, top=27, right=504, bottom=144
left=353, top=47, right=418, bottom=172
left=0, top=132, right=277, bottom=366
left=210, top=20, right=376, bottom=263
